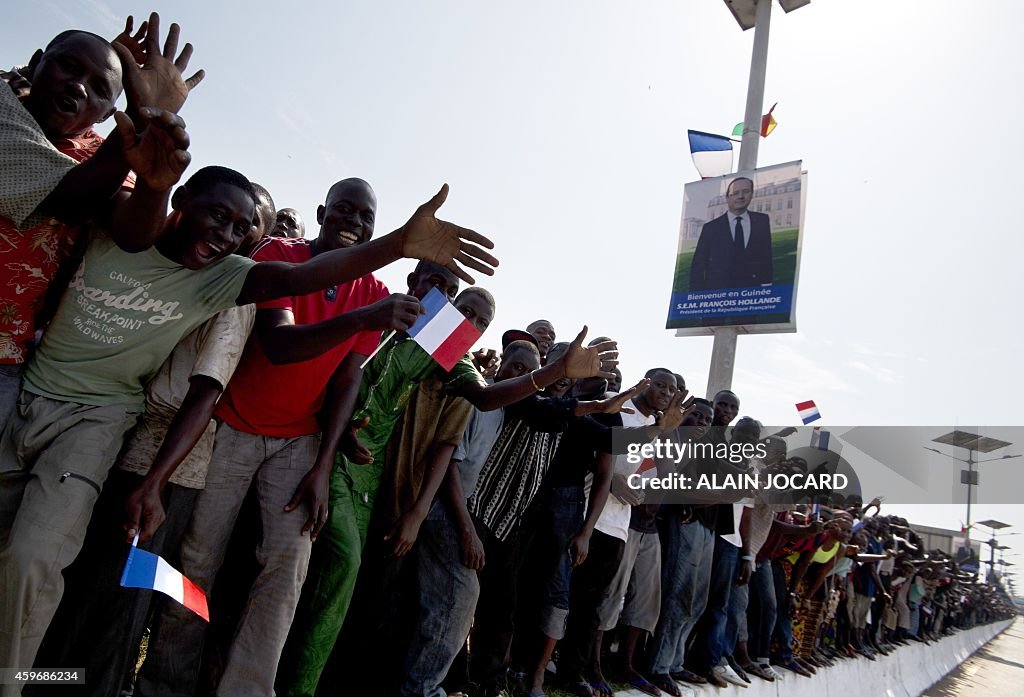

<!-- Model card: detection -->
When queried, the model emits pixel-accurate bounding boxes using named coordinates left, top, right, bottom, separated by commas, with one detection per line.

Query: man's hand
left=592, top=378, right=647, bottom=415
left=737, top=558, right=753, bottom=586
left=384, top=510, right=426, bottom=557
left=397, top=184, right=498, bottom=284
left=363, top=294, right=423, bottom=332
left=472, top=348, right=499, bottom=378
left=655, top=390, right=692, bottom=433
left=113, top=12, right=205, bottom=119
left=340, top=417, right=373, bottom=464
left=459, top=525, right=486, bottom=570
left=560, top=327, right=618, bottom=380
left=569, top=529, right=592, bottom=568
left=124, top=480, right=166, bottom=543
left=610, top=472, right=643, bottom=506
left=113, top=15, right=149, bottom=65
left=284, top=466, right=330, bottom=540
left=113, top=108, right=190, bottom=192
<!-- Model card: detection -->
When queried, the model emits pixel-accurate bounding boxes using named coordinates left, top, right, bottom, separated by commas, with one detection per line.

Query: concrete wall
left=613, top=619, right=1012, bottom=697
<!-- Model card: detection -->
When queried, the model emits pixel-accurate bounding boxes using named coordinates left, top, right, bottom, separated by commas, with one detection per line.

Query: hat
left=501, top=329, right=539, bottom=350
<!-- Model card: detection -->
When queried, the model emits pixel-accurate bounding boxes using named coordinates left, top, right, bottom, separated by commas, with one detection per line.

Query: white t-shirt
left=593, top=400, right=655, bottom=542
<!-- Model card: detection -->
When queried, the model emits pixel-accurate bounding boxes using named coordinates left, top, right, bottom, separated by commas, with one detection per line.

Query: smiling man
left=0, top=17, right=202, bottom=425
left=134, top=176, right=497, bottom=697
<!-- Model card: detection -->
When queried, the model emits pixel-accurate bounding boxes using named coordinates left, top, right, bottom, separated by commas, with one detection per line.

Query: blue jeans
left=400, top=498, right=479, bottom=697
left=747, top=561, right=777, bottom=661
left=648, top=520, right=715, bottom=674
left=534, top=486, right=585, bottom=639
left=725, top=581, right=749, bottom=656
left=770, top=560, right=794, bottom=663
left=690, top=536, right=740, bottom=671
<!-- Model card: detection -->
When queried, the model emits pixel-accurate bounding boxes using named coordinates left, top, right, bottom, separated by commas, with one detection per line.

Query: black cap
left=501, top=329, right=539, bottom=350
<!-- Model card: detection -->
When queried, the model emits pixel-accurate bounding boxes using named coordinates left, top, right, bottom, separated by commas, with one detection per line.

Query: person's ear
left=171, top=186, right=188, bottom=211
left=25, top=49, right=43, bottom=81
left=406, top=272, right=417, bottom=290
left=316, top=204, right=325, bottom=226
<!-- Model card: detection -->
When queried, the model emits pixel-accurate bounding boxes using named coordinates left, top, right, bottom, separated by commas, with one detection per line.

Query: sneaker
left=726, top=656, right=751, bottom=683
left=712, top=664, right=749, bottom=688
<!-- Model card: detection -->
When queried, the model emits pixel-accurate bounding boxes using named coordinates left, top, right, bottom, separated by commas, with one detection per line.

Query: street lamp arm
left=974, top=454, right=1023, bottom=464
left=922, top=446, right=969, bottom=463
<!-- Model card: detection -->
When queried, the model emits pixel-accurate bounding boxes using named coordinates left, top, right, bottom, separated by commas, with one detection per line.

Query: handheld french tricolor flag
left=687, top=130, right=734, bottom=180
left=120, top=536, right=209, bottom=621
left=811, top=426, right=830, bottom=451
left=795, top=400, right=821, bottom=425
left=406, top=287, right=482, bottom=372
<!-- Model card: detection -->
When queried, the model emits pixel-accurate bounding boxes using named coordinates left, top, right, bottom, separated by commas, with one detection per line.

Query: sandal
left=649, top=674, right=682, bottom=697
left=628, top=675, right=662, bottom=696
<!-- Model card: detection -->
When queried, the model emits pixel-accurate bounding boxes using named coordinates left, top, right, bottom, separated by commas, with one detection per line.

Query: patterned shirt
left=467, top=394, right=577, bottom=541
left=0, top=78, right=128, bottom=363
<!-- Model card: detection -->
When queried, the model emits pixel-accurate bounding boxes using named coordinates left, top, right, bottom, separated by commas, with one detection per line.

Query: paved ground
left=923, top=617, right=1024, bottom=697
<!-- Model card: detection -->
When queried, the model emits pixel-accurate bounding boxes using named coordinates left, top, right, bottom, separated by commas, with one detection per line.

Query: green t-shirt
left=24, top=234, right=255, bottom=408
left=342, top=335, right=484, bottom=495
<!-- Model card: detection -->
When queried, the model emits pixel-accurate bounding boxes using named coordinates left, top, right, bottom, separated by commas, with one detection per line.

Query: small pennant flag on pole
left=406, top=287, right=482, bottom=372
left=796, top=400, right=821, bottom=424
left=120, top=536, right=209, bottom=621
left=687, top=130, right=734, bottom=179
left=732, top=103, right=779, bottom=138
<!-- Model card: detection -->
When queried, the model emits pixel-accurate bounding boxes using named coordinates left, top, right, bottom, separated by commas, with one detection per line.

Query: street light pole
left=966, top=448, right=974, bottom=541
left=707, top=0, right=772, bottom=398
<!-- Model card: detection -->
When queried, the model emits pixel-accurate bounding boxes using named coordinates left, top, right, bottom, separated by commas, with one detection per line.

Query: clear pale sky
left=7, top=1, right=1023, bottom=587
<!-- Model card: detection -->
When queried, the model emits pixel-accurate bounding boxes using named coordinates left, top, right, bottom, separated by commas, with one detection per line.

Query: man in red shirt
left=137, top=178, right=442, bottom=697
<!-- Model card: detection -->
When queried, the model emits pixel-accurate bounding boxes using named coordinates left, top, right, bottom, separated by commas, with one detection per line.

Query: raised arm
left=237, top=185, right=497, bottom=306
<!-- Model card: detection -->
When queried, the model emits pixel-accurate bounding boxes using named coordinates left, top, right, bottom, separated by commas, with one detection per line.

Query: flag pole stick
left=360, top=330, right=396, bottom=369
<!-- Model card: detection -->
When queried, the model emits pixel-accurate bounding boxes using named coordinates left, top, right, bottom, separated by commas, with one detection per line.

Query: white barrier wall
left=613, top=619, right=1012, bottom=697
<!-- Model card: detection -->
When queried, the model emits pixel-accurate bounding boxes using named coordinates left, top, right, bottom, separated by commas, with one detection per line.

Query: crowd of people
left=0, top=13, right=1015, bottom=697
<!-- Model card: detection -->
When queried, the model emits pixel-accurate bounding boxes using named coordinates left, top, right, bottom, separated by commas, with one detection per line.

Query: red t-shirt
left=215, top=237, right=388, bottom=438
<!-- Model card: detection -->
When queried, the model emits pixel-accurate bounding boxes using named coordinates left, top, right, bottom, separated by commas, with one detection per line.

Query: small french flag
left=120, top=538, right=209, bottom=621
left=811, top=426, right=830, bottom=451
left=795, top=400, right=821, bottom=425
left=407, top=287, right=482, bottom=372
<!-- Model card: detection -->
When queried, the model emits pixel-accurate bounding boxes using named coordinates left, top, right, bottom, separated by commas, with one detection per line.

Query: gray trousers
left=136, top=422, right=319, bottom=697
left=597, top=528, right=662, bottom=633
left=0, top=391, right=138, bottom=695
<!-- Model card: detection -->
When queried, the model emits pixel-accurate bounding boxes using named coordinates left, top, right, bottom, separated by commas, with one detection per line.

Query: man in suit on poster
left=689, top=177, right=773, bottom=291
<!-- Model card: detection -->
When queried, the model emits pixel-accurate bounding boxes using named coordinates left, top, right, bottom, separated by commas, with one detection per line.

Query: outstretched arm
left=455, top=327, right=617, bottom=411
left=255, top=294, right=421, bottom=365
left=237, top=185, right=497, bottom=305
